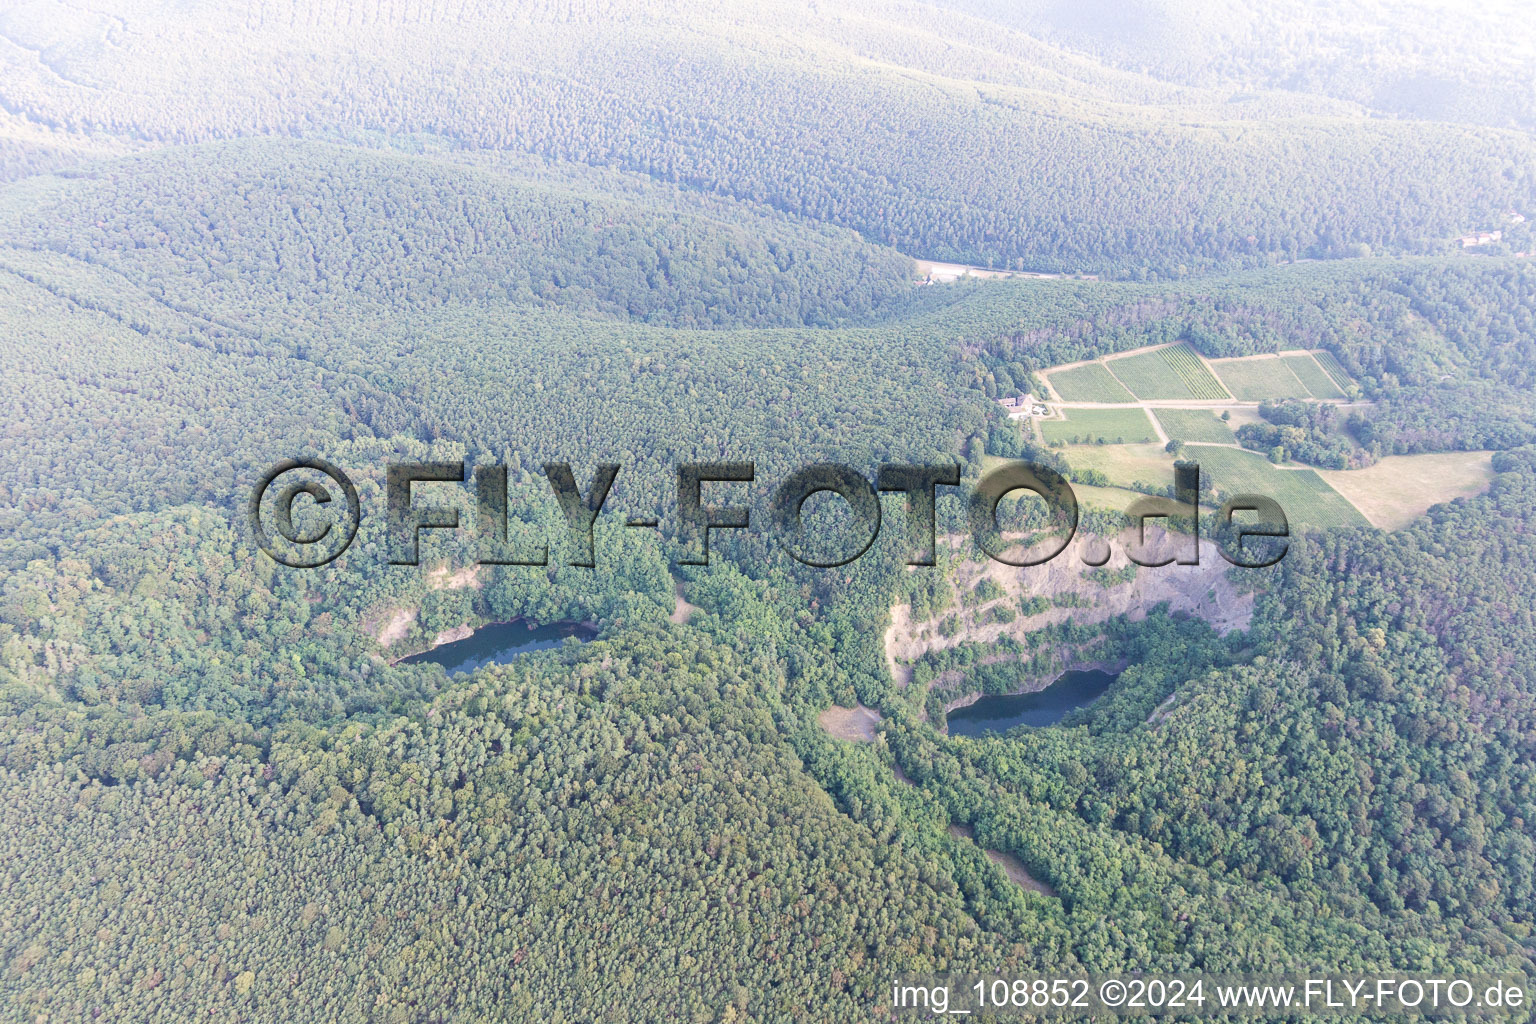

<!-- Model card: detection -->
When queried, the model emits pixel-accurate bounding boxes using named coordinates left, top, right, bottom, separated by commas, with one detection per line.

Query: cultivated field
left=1041, top=408, right=1158, bottom=445
left=1107, top=343, right=1228, bottom=400
left=1037, top=345, right=1373, bottom=530
left=1047, top=363, right=1135, bottom=402
left=1319, top=451, right=1495, bottom=529
left=1154, top=409, right=1236, bottom=444
left=979, top=455, right=1153, bottom=520
left=1055, top=443, right=1179, bottom=491
left=1282, top=354, right=1346, bottom=399
left=1210, top=355, right=1311, bottom=401
left=1186, top=444, right=1367, bottom=528
left=1313, top=350, right=1354, bottom=392
left=1209, top=351, right=1355, bottom=401
left=1071, top=482, right=1156, bottom=514
left=1162, top=344, right=1230, bottom=399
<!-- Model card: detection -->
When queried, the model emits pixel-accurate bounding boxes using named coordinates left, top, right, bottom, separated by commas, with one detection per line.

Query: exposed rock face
left=427, top=565, right=484, bottom=590
left=886, top=528, right=1264, bottom=686
left=374, top=608, right=418, bottom=646
left=433, top=624, right=475, bottom=647
left=368, top=566, right=481, bottom=650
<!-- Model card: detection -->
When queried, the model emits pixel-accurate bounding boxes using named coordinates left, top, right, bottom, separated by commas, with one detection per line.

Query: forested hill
left=0, top=140, right=922, bottom=329
left=2, top=0, right=1533, bottom=276
left=934, top=0, right=1536, bottom=130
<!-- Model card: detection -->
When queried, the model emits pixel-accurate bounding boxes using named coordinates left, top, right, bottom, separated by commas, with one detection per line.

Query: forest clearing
left=1021, top=341, right=1486, bottom=528
left=1320, top=452, right=1497, bottom=528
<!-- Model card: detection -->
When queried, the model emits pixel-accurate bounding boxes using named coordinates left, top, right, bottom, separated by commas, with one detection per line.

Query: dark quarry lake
left=399, top=621, right=595, bottom=675
left=945, top=669, right=1118, bottom=737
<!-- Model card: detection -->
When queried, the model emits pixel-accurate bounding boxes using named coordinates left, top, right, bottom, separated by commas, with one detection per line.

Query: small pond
left=945, top=669, right=1118, bottom=737
left=399, top=620, right=595, bottom=675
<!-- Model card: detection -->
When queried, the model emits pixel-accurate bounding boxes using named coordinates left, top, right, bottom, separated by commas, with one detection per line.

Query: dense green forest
left=2, top=1, right=1535, bottom=1021
left=2, top=1, right=1533, bottom=276
left=6, top=141, right=927, bottom=329
left=1235, top=401, right=1368, bottom=468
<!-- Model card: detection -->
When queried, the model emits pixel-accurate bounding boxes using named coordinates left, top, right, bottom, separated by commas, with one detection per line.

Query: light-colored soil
left=884, top=604, right=916, bottom=685
left=886, top=529, right=1260, bottom=686
left=915, top=259, right=1098, bottom=283
left=1218, top=406, right=1265, bottom=430
left=817, top=704, right=883, bottom=742
left=427, top=564, right=484, bottom=590
left=433, top=624, right=474, bottom=647
left=1319, top=451, right=1496, bottom=529
left=374, top=608, right=417, bottom=646
left=669, top=581, right=698, bottom=625
left=947, top=824, right=1057, bottom=897
left=1144, top=690, right=1182, bottom=726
